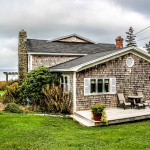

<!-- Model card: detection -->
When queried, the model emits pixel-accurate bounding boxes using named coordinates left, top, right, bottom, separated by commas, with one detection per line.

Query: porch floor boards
left=70, top=108, right=150, bottom=127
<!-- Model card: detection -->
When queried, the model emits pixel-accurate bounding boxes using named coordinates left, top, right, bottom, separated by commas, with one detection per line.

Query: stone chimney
left=115, top=36, right=123, bottom=49
left=18, top=29, right=28, bottom=83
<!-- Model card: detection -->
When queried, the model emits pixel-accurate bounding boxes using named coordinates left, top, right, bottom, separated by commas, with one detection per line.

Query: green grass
left=0, top=114, right=150, bottom=150
left=0, top=91, right=4, bottom=95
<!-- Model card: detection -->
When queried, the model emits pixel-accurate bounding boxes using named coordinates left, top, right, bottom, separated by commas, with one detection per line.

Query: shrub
left=18, top=66, right=60, bottom=106
left=0, top=80, right=18, bottom=91
left=42, top=84, right=72, bottom=114
left=0, top=81, right=6, bottom=91
left=8, top=79, right=18, bottom=86
left=90, top=104, right=106, bottom=114
left=4, top=103, right=22, bottom=113
left=1, top=82, right=19, bottom=104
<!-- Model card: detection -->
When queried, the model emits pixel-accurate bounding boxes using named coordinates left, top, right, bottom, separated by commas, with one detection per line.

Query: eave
left=50, top=47, right=150, bottom=73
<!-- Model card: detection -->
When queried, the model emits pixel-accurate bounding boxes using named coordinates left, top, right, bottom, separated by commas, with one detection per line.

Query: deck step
left=70, top=109, right=150, bottom=127
left=70, top=111, right=103, bottom=127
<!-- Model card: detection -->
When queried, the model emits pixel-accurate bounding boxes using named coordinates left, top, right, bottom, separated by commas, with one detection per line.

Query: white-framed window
left=84, top=77, right=116, bottom=95
left=61, top=75, right=70, bottom=93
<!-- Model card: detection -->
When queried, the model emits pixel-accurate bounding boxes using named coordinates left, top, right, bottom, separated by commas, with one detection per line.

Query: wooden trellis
left=3, top=72, right=18, bottom=85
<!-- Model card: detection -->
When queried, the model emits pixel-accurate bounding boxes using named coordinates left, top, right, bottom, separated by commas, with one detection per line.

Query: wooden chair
left=117, top=93, right=132, bottom=110
left=137, top=91, right=149, bottom=108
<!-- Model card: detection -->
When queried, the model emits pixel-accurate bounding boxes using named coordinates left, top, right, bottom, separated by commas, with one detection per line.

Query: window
left=91, top=79, right=96, bottom=93
left=104, top=79, right=109, bottom=92
left=126, top=57, right=134, bottom=67
left=98, top=79, right=103, bottom=93
left=84, top=77, right=116, bottom=95
left=61, top=75, right=70, bottom=92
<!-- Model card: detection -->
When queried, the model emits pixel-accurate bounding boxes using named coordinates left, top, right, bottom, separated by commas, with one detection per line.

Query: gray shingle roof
left=49, top=49, right=120, bottom=70
left=25, top=39, right=115, bottom=54
left=49, top=47, right=150, bottom=71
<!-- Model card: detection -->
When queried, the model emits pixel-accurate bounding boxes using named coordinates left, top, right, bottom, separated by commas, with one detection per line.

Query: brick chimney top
left=115, top=36, right=123, bottom=49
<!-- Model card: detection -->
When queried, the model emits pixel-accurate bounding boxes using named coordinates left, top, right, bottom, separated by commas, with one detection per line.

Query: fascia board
left=50, top=69, right=75, bottom=72
left=27, top=52, right=87, bottom=56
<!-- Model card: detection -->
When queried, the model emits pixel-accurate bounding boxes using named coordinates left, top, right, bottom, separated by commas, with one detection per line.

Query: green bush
left=18, top=66, right=60, bottom=106
left=4, top=103, right=22, bottom=113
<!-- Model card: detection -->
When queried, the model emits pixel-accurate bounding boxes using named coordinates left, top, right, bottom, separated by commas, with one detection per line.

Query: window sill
left=84, top=92, right=116, bottom=96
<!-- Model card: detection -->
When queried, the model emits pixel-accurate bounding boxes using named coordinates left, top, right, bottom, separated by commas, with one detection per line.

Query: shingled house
left=18, top=30, right=150, bottom=112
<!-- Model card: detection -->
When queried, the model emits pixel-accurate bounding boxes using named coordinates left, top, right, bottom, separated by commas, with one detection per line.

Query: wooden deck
left=70, top=107, right=150, bottom=127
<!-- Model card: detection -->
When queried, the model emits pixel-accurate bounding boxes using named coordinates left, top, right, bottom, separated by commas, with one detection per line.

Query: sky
left=0, top=0, right=150, bottom=69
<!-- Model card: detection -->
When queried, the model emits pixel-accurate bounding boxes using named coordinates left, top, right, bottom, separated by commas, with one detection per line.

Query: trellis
left=3, top=72, right=18, bottom=85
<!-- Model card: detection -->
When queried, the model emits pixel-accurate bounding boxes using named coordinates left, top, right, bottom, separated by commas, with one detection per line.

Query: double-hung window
left=61, top=75, right=70, bottom=92
left=84, top=77, right=116, bottom=95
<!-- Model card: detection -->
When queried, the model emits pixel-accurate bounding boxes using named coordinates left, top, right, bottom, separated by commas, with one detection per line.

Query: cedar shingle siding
left=76, top=53, right=150, bottom=111
left=32, top=55, right=78, bottom=70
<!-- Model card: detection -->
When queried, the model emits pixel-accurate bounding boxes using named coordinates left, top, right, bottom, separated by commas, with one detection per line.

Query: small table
left=128, top=95, right=143, bottom=107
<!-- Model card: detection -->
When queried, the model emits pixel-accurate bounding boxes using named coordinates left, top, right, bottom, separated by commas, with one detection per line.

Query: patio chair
left=117, top=93, right=132, bottom=110
left=137, top=91, right=149, bottom=108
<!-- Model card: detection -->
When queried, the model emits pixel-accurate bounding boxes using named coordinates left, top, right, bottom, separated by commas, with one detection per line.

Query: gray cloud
left=109, top=0, right=150, bottom=17
left=0, top=0, right=150, bottom=69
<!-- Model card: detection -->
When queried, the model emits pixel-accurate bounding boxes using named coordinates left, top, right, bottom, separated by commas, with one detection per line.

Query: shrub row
left=1, top=66, right=72, bottom=114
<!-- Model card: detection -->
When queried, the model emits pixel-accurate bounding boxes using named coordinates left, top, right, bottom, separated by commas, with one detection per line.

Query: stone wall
left=32, top=55, right=78, bottom=70
left=76, top=53, right=150, bottom=111
left=18, top=30, right=28, bottom=83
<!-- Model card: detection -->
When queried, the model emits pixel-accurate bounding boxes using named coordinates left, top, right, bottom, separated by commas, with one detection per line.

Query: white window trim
left=28, top=54, right=32, bottom=71
left=84, top=77, right=116, bottom=95
left=73, top=72, right=76, bottom=112
left=90, top=78, right=110, bottom=95
left=61, top=74, right=70, bottom=93
left=126, top=57, right=134, bottom=68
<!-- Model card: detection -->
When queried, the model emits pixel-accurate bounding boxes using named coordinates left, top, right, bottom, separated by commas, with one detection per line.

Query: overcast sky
left=0, top=0, right=150, bottom=69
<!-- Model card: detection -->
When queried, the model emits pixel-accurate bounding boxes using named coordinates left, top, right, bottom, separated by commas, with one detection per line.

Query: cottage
left=18, top=30, right=150, bottom=114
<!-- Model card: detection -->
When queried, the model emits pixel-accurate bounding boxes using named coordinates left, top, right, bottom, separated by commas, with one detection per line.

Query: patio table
left=128, top=95, right=143, bottom=107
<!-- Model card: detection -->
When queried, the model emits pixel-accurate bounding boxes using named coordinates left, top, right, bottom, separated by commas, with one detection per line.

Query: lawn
left=0, top=91, right=4, bottom=95
left=0, top=114, right=150, bottom=150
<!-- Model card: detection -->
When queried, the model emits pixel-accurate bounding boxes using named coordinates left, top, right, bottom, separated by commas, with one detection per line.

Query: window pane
left=91, top=79, right=96, bottom=93
left=104, top=79, right=109, bottom=92
left=66, top=84, right=68, bottom=92
left=65, top=76, right=68, bottom=84
left=98, top=79, right=103, bottom=93
left=61, top=76, right=64, bottom=83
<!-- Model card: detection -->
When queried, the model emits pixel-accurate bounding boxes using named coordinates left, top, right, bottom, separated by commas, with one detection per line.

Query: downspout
left=73, top=72, right=76, bottom=112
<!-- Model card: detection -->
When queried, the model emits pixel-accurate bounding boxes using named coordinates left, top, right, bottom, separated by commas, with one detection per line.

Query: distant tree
left=126, top=27, right=137, bottom=47
left=145, top=41, right=150, bottom=54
